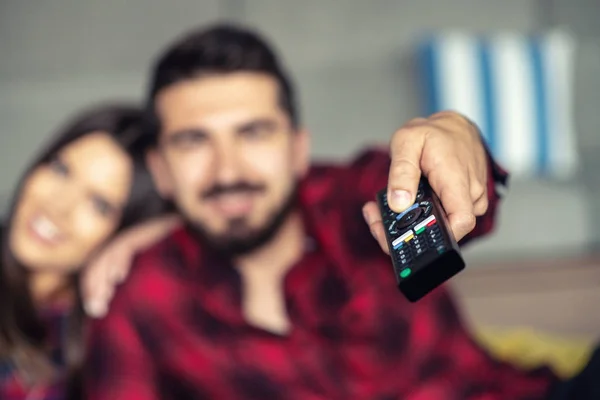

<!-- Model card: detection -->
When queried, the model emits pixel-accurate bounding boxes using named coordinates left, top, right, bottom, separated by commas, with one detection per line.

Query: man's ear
left=293, top=127, right=311, bottom=177
left=146, top=149, right=173, bottom=198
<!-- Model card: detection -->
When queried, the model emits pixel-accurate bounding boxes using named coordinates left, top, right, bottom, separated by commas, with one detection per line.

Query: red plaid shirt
left=85, top=148, right=559, bottom=400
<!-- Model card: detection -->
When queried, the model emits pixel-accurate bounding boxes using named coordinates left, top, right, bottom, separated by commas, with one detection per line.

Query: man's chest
left=143, top=256, right=405, bottom=399
left=153, top=317, right=347, bottom=399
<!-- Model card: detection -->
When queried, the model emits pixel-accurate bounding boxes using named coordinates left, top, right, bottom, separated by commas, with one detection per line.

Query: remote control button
left=426, top=216, right=437, bottom=227
left=415, top=244, right=427, bottom=254
left=396, top=203, right=422, bottom=229
left=427, top=226, right=440, bottom=236
left=398, top=257, right=411, bottom=267
left=399, top=268, right=412, bottom=279
left=427, top=228, right=442, bottom=239
left=427, top=223, right=441, bottom=234
left=427, top=233, right=443, bottom=246
left=414, top=215, right=436, bottom=234
left=392, top=230, right=414, bottom=249
left=397, top=248, right=410, bottom=259
left=386, top=219, right=396, bottom=234
left=396, top=257, right=412, bottom=265
left=397, top=247, right=412, bottom=259
left=428, top=234, right=440, bottom=243
left=418, top=201, right=433, bottom=219
left=411, top=236, right=425, bottom=249
left=428, top=229, right=441, bottom=238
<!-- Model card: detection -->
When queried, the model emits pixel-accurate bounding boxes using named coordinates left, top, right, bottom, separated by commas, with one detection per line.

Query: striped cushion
left=418, top=30, right=578, bottom=179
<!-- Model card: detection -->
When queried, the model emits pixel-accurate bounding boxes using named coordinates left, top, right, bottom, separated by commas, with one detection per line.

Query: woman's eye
left=91, top=196, right=114, bottom=217
left=48, top=158, right=69, bottom=177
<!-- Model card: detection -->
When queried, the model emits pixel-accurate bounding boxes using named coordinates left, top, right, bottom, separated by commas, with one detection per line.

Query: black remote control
left=376, top=179, right=465, bottom=302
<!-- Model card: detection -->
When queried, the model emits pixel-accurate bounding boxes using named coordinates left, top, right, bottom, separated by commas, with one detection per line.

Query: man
left=85, top=24, right=559, bottom=399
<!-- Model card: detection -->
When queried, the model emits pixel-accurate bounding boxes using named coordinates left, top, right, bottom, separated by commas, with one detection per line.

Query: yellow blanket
left=474, top=326, right=594, bottom=378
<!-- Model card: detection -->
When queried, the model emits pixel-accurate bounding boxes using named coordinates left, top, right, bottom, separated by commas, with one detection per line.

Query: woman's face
left=9, top=132, right=133, bottom=274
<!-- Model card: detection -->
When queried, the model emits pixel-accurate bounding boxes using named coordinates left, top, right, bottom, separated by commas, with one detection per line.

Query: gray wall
left=546, top=0, right=600, bottom=251
left=0, top=0, right=544, bottom=202
left=242, top=0, right=545, bottom=158
left=1, top=0, right=598, bottom=262
left=0, top=0, right=224, bottom=210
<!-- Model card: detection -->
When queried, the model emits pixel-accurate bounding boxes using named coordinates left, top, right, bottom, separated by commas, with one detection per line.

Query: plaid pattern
left=85, top=148, right=559, bottom=400
left=0, top=308, right=68, bottom=400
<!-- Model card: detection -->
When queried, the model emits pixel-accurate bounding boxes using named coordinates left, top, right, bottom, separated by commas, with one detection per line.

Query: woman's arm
left=80, top=214, right=182, bottom=318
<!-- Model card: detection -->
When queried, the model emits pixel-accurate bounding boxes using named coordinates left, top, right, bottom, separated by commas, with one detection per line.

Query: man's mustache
left=201, top=182, right=266, bottom=200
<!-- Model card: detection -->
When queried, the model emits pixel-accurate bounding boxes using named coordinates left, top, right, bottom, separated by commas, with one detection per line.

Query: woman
left=0, top=103, right=178, bottom=400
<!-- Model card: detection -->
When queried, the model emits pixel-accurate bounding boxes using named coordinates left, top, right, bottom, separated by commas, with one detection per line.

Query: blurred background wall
left=1, top=0, right=599, bottom=265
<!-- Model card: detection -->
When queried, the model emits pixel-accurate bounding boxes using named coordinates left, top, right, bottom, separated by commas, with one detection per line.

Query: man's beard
left=181, top=182, right=300, bottom=258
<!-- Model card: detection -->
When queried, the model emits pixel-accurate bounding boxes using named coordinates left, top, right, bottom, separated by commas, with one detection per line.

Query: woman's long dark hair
left=0, top=103, right=167, bottom=399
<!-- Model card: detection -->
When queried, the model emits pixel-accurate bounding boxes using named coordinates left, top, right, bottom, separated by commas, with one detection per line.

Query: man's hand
left=362, top=111, right=488, bottom=254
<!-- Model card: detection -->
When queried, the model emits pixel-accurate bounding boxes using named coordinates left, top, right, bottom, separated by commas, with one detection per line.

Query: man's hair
left=143, top=23, right=299, bottom=146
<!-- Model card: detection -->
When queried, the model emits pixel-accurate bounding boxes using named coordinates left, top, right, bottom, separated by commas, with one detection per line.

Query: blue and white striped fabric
left=418, top=30, right=578, bottom=179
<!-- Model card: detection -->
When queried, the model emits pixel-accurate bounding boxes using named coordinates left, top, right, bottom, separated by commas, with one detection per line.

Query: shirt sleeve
left=84, top=265, right=159, bottom=400
left=340, top=137, right=508, bottom=247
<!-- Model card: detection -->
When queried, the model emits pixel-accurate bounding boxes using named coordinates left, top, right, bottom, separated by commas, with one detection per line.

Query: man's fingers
left=370, top=222, right=389, bottom=255
left=472, top=190, right=488, bottom=216
left=428, top=162, right=475, bottom=242
left=469, top=168, right=488, bottom=216
left=388, top=129, right=425, bottom=213
left=447, top=212, right=477, bottom=242
left=362, top=202, right=390, bottom=255
left=422, top=135, right=476, bottom=241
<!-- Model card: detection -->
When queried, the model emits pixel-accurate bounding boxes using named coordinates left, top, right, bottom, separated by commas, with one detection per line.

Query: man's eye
left=241, top=126, right=270, bottom=139
left=239, top=122, right=277, bottom=140
left=169, top=132, right=208, bottom=148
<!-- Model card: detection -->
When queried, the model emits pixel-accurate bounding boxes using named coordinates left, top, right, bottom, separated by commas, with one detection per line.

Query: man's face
left=149, top=72, right=309, bottom=254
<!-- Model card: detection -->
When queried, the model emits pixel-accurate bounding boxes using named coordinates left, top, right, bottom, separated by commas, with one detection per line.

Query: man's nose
left=213, top=142, right=243, bottom=185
